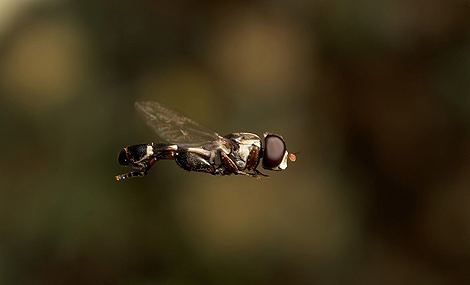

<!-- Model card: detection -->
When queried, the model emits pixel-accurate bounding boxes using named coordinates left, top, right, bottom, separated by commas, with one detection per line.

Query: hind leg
left=175, top=152, right=216, bottom=174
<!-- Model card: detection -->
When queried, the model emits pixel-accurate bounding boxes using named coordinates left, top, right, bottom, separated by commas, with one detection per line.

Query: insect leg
left=175, top=152, right=216, bottom=174
left=245, top=145, right=269, bottom=178
left=116, top=144, right=177, bottom=181
left=220, top=151, right=262, bottom=179
left=115, top=157, right=157, bottom=181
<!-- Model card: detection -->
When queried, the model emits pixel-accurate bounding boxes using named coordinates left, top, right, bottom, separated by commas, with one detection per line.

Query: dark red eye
left=263, top=135, right=286, bottom=169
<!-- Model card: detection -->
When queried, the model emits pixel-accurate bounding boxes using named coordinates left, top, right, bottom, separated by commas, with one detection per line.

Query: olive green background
left=1, top=1, right=470, bottom=284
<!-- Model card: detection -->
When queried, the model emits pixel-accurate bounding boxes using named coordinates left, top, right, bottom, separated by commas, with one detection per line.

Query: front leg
left=253, top=169, right=269, bottom=178
left=245, top=145, right=269, bottom=178
left=220, top=152, right=262, bottom=179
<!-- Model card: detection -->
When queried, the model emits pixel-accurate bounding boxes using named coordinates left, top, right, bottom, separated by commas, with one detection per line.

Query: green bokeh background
left=1, top=1, right=470, bottom=284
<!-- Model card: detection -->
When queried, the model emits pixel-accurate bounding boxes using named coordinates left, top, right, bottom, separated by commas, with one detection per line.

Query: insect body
left=115, top=101, right=296, bottom=180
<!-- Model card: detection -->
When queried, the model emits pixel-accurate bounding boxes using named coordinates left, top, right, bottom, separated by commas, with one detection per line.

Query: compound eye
left=263, top=135, right=286, bottom=169
left=118, top=148, right=130, bottom=166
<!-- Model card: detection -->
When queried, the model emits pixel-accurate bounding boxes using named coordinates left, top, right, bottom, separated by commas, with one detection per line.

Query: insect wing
left=135, top=101, right=220, bottom=145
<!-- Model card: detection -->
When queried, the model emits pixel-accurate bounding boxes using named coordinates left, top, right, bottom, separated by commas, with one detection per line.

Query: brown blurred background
left=1, top=0, right=470, bottom=284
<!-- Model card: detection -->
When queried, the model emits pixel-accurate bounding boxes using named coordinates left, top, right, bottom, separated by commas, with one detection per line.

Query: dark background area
left=1, top=0, right=470, bottom=284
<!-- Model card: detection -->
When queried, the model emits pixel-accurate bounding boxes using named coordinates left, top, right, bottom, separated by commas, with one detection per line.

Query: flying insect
left=116, top=101, right=296, bottom=180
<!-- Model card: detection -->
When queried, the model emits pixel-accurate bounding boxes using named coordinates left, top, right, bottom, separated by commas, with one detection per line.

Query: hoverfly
left=115, top=101, right=296, bottom=180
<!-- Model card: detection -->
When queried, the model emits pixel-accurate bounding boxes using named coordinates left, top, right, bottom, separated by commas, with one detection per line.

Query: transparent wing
left=135, top=101, right=221, bottom=144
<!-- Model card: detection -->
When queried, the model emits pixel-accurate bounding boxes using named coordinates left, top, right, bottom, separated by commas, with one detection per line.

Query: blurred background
left=1, top=0, right=470, bottom=284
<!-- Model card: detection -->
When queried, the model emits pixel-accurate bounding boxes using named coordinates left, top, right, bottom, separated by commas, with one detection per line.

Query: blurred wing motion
left=135, top=101, right=221, bottom=144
